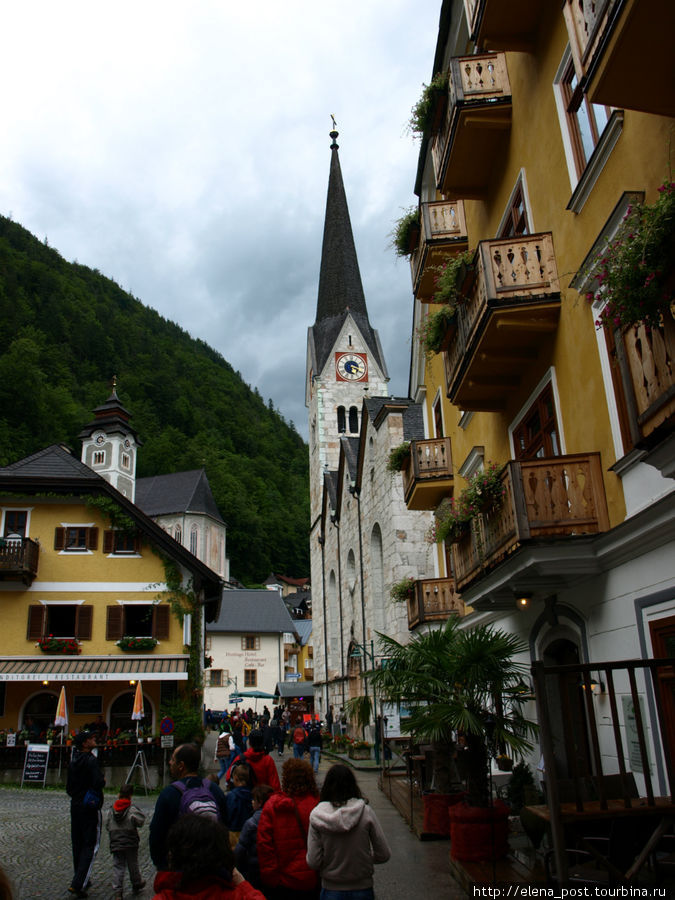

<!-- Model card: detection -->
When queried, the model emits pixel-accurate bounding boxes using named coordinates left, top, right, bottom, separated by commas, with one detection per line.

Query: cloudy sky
left=1, top=1, right=441, bottom=439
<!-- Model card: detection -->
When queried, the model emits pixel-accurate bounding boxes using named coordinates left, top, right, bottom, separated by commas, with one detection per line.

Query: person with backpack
left=215, top=728, right=236, bottom=781
left=226, top=730, right=281, bottom=792
left=149, top=743, right=228, bottom=870
left=291, top=723, right=307, bottom=759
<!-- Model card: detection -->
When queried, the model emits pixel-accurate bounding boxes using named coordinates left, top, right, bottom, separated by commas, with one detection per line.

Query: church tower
left=79, top=379, right=141, bottom=502
left=306, top=128, right=389, bottom=524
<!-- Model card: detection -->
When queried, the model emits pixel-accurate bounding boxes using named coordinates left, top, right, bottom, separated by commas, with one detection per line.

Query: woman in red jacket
left=257, top=759, right=319, bottom=900
left=152, top=814, right=264, bottom=900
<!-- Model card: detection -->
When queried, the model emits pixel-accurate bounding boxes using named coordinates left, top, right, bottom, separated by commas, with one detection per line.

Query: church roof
left=78, top=387, right=142, bottom=444
left=135, top=469, right=224, bottom=523
left=364, top=397, right=426, bottom=441
left=309, top=131, right=386, bottom=376
left=340, top=436, right=361, bottom=483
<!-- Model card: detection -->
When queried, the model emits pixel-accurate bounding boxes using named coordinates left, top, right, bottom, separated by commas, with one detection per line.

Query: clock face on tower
left=335, top=352, right=368, bottom=382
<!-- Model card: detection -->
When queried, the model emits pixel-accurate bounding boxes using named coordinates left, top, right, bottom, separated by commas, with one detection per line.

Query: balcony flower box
left=37, top=637, right=81, bottom=655
left=116, top=636, right=158, bottom=652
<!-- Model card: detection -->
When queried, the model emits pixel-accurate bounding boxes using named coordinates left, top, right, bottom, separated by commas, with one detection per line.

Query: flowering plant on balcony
left=432, top=248, right=475, bottom=306
left=37, top=636, right=82, bottom=654
left=391, top=207, right=420, bottom=258
left=417, top=304, right=458, bottom=357
left=587, top=182, right=675, bottom=330
left=386, top=441, right=411, bottom=473
left=116, top=636, right=158, bottom=651
left=390, top=576, right=416, bottom=603
left=408, top=70, right=450, bottom=139
left=462, top=462, right=506, bottom=515
left=434, top=496, right=472, bottom=544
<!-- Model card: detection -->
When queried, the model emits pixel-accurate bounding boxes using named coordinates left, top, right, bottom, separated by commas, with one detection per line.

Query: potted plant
left=387, top=441, right=411, bottom=473
left=434, top=496, right=472, bottom=545
left=347, top=739, right=372, bottom=760
left=408, top=70, right=450, bottom=140
left=390, top=576, right=416, bottom=603
left=586, top=181, right=675, bottom=331
left=368, top=619, right=537, bottom=859
left=391, top=207, right=421, bottom=258
left=432, top=249, right=475, bottom=306
left=462, top=461, right=506, bottom=515
left=417, top=304, right=458, bottom=357
left=116, top=636, right=158, bottom=651
left=496, top=754, right=513, bottom=772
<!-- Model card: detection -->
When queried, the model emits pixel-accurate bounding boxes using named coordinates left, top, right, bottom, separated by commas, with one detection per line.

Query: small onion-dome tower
left=79, top=377, right=142, bottom=501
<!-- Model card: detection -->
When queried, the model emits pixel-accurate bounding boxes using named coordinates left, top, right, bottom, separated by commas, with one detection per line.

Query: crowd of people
left=56, top=714, right=390, bottom=900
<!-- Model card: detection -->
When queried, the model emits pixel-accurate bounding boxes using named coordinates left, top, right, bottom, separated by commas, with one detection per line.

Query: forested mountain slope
left=0, top=216, right=309, bottom=584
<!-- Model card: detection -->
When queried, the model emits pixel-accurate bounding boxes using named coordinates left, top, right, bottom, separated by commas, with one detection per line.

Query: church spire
left=311, top=126, right=385, bottom=376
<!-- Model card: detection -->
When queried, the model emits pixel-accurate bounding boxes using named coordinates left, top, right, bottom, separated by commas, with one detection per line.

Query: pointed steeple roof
left=310, top=128, right=386, bottom=376
left=78, top=378, right=142, bottom=444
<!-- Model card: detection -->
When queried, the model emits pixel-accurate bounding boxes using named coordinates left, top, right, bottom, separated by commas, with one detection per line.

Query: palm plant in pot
left=368, top=618, right=537, bottom=857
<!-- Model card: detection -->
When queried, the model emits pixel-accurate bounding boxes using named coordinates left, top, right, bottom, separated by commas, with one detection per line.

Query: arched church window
left=174, top=525, right=182, bottom=544
left=348, top=406, right=359, bottom=433
left=337, top=406, right=346, bottom=433
left=190, top=526, right=198, bottom=556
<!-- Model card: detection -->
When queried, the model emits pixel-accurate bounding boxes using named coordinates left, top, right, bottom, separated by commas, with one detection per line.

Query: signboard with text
left=21, top=743, right=50, bottom=787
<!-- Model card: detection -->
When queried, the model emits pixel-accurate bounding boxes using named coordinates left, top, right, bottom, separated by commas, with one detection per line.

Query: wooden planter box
left=348, top=746, right=372, bottom=760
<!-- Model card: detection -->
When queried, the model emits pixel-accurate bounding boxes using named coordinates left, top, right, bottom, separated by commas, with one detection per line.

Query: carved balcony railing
left=431, top=53, right=511, bottom=199
left=563, top=0, right=674, bottom=118
left=401, top=438, right=453, bottom=511
left=444, top=232, right=560, bottom=411
left=452, top=454, right=610, bottom=591
left=616, top=316, right=675, bottom=445
left=464, top=0, right=547, bottom=51
left=0, top=537, right=39, bottom=586
left=407, top=577, right=464, bottom=630
left=410, top=200, right=468, bottom=301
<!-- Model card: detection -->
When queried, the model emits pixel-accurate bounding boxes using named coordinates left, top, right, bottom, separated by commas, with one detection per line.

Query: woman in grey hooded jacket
left=306, top=764, right=390, bottom=900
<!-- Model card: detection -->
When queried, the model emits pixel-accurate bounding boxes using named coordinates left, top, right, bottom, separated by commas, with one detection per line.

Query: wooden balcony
left=431, top=53, right=511, bottom=199
left=444, top=233, right=560, bottom=411
left=452, top=454, right=610, bottom=592
left=406, top=577, right=464, bottom=630
left=0, top=537, right=39, bottom=586
left=410, top=200, right=468, bottom=301
left=465, top=0, right=547, bottom=51
left=401, top=438, right=453, bottom=511
left=563, top=0, right=675, bottom=118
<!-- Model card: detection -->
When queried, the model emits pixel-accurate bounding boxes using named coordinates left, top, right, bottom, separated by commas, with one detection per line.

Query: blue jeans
left=309, top=745, right=321, bottom=772
left=320, top=890, right=374, bottom=900
left=293, top=742, right=305, bottom=759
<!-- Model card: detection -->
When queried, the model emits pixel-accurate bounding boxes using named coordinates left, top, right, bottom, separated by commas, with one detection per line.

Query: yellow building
left=0, top=442, right=221, bottom=740
left=398, top=0, right=674, bottom=774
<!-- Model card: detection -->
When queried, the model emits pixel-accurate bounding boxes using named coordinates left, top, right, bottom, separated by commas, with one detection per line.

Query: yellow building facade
left=0, top=444, right=221, bottom=740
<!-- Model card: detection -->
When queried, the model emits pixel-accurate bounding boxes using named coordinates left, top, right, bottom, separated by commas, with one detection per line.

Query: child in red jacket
left=152, top=814, right=264, bottom=900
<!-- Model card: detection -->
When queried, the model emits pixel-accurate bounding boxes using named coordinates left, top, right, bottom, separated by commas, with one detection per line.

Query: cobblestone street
left=0, top=741, right=464, bottom=899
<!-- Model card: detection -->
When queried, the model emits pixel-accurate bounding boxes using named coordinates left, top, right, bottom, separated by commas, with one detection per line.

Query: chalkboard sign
left=21, top=743, right=50, bottom=787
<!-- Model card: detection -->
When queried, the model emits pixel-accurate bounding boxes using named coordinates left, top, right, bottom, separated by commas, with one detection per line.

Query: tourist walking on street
left=66, top=729, right=106, bottom=898
left=307, top=764, right=391, bottom=900
left=291, top=722, right=307, bottom=759
left=215, top=728, right=236, bottom=781
left=306, top=723, right=323, bottom=774
left=224, top=765, right=254, bottom=849
left=228, top=729, right=281, bottom=791
left=149, top=743, right=228, bottom=870
left=234, top=784, right=275, bottom=893
left=257, top=759, right=320, bottom=900
left=152, top=813, right=265, bottom=900
left=105, top=782, right=146, bottom=899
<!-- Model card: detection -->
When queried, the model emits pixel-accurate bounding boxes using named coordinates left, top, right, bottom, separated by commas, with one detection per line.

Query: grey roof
left=207, top=589, right=299, bottom=635
left=309, top=134, right=385, bottom=376
left=1, top=443, right=99, bottom=479
left=341, top=436, right=361, bottom=483
left=276, top=681, right=314, bottom=698
left=293, top=620, right=313, bottom=646
left=78, top=389, right=142, bottom=444
left=363, top=397, right=426, bottom=441
left=136, top=469, right=224, bottom=523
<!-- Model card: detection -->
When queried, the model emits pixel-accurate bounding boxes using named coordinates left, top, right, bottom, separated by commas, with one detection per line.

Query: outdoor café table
left=524, top=797, right=675, bottom=882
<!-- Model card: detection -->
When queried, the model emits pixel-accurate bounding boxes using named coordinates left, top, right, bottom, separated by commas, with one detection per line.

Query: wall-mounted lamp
left=129, top=679, right=136, bottom=686
left=515, top=591, right=532, bottom=610
left=590, top=678, right=605, bottom=695
left=42, top=680, right=49, bottom=686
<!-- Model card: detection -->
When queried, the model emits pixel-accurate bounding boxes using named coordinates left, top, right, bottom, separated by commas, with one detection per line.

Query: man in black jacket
left=66, top=730, right=105, bottom=898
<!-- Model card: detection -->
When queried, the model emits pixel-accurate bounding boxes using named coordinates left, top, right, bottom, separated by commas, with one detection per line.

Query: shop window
left=27, top=604, right=93, bottom=640
left=106, top=603, right=170, bottom=641
left=513, top=382, right=561, bottom=460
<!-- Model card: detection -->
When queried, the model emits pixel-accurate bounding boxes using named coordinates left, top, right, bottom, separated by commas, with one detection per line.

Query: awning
left=0, top=655, right=189, bottom=682
left=276, top=681, right=314, bottom=698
